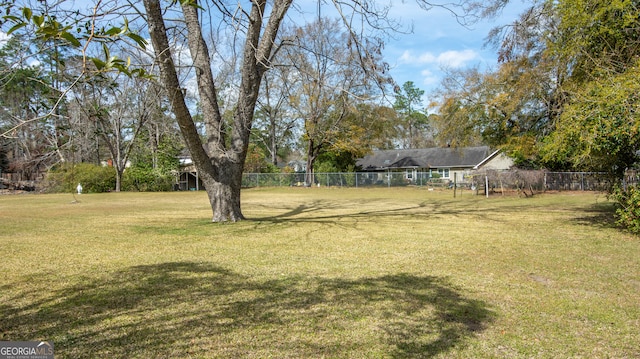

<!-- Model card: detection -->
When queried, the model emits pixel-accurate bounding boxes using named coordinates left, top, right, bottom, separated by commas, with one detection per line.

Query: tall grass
left=1, top=188, right=638, bottom=358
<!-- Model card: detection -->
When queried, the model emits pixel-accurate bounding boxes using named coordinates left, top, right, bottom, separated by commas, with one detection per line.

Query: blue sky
left=381, top=1, right=529, bottom=97
left=290, top=0, right=530, bottom=105
left=1, top=0, right=528, bottom=105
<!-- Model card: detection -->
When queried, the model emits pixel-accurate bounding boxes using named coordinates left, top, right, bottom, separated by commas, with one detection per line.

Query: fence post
left=485, top=175, right=489, bottom=198
left=453, top=172, right=457, bottom=198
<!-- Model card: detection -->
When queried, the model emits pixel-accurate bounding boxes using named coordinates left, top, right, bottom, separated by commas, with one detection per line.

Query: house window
left=430, top=168, right=450, bottom=179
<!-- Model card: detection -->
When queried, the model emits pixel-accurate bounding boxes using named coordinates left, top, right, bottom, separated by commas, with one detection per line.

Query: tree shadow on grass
left=572, top=201, right=620, bottom=230
left=1, top=262, right=494, bottom=358
left=251, top=198, right=534, bottom=226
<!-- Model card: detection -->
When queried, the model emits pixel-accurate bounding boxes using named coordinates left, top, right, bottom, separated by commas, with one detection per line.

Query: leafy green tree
left=435, top=0, right=640, bottom=173
left=551, top=0, right=639, bottom=83
left=394, top=81, right=431, bottom=149
left=1, top=2, right=148, bottom=182
left=540, top=0, right=640, bottom=176
left=433, top=61, right=559, bottom=167
left=124, top=130, right=182, bottom=192
left=243, top=143, right=279, bottom=174
left=542, top=64, right=640, bottom=177
left=434, top=0, right=568, bottom=165
left=319, top=103, right=398, bottom=171
left=0, top=35, right=60, bottom=180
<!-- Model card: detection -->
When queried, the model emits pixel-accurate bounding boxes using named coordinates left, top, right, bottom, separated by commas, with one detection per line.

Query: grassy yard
left=0, top=188, right=638, bottom=358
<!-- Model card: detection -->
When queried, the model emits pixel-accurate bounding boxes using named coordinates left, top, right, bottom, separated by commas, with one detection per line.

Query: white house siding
left=476, top=153, right=514, bottom=170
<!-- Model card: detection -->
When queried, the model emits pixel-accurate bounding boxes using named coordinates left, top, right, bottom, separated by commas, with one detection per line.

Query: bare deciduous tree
left=3, top=0, right=506, bottom=220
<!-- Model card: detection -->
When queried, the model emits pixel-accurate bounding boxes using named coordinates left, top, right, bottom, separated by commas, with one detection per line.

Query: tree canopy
left=394, top=81, right=432, bottom=149
left=432, top=0, right=640, bottom=174
left=2, top=0, right=508, bottom=221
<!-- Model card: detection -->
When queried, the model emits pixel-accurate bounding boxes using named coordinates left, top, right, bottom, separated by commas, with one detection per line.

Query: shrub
left=610, top=185, right=640, bottom=234
left=122, top=167, right=175, bottom=192
left=45, top=163, right=116, bottom=193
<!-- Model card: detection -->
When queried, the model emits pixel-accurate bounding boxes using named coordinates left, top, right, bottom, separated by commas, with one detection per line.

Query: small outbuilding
left=176, top=156, right=203, bottom=191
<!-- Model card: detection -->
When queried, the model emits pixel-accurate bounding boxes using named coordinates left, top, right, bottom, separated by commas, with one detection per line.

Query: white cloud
left=398, top=50, right=423, bottom=64
left=436, top=49, right=478, bottom=68
left=421, top=69, right=433, bottom=77
left=420, top=69, right=439, bottom=86
left=398, top=49, right=478, bottom=68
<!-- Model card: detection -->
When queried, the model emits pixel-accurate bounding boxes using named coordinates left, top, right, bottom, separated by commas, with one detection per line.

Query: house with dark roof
left=356, top=146, right=513, bottom=184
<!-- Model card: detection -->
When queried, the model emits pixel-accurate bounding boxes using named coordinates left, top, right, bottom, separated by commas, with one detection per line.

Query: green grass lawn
left=1, top=188, right=638, bottom=358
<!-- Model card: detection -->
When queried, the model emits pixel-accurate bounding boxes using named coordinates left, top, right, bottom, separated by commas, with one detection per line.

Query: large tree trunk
left=144, top=0, right=292, bottom=222
left=203, top=159, right=245, bottom=222
left=144, top=0, right=235, bottom=221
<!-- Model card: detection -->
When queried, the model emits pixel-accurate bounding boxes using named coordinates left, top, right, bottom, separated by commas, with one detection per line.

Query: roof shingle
left=356, top=146, right=493, bottom=170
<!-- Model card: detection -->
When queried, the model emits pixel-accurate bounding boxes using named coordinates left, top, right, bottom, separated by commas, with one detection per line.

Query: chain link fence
left=241, top=172, right=424, bottom=188
left=469, top=170, right=616, bottom=193
left=242, top=170, right=635, bottom=193
left=625, top=170, right=639, bottom=188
